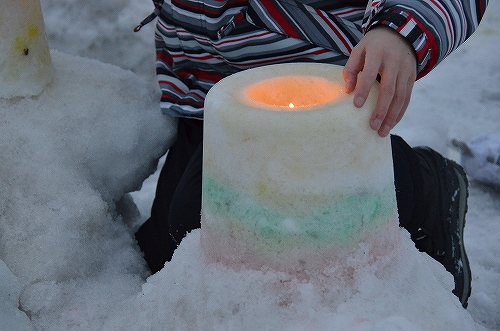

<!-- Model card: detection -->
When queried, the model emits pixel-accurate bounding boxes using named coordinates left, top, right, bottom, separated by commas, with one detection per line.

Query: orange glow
left=245, top=75, right=343, bottom=111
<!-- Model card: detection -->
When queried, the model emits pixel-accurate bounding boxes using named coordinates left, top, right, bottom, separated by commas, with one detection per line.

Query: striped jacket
left=152, top=0, right=488, bottom=119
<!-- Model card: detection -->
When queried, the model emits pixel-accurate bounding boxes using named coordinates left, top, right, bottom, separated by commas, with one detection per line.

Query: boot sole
left=452, top=163, right=471, bottom=308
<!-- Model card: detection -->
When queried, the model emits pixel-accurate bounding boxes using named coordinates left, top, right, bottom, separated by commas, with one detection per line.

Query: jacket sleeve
left=362, top=0, right=489, bottom=79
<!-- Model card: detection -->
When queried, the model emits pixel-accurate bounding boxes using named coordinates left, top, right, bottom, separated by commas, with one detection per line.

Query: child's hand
left=343, top=26, right=417, bottom=137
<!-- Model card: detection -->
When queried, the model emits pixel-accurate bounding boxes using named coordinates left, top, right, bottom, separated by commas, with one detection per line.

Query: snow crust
left=0, top=0, right=499, bottom=330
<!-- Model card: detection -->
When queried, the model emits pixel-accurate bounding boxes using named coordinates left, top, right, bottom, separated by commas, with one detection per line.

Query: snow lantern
left=0, top=0, right=53, bottom=99
left=201, top=63, right=400, bottom=273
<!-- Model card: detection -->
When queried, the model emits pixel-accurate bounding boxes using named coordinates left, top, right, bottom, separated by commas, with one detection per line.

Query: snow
left=0, top=0, right=499, bottom=330
left=457, top=134, right=500, bottom=187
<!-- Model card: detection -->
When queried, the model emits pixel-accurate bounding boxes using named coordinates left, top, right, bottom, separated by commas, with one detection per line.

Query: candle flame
left=244, top=76, right=342, bottom=111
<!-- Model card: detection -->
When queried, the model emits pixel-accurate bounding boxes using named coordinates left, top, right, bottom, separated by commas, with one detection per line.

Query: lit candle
left=0, top=0, right=53, bottom=99
left=244, top=75, right=342, bottom=110
left=201, top=63, right=399, bottom=272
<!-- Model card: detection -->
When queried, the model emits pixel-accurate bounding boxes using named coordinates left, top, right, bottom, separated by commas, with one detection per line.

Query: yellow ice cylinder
left=0, top=0, right=53, bottom=99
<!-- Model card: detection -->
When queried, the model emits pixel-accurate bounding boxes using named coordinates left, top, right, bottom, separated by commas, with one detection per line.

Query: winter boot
left=412, top=146, right=471, bottom=308
left=391, top=135, right=471, bottom=308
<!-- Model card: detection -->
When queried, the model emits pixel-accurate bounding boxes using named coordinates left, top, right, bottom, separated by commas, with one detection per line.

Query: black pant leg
left=168, top=142, right=203, bottom=245
left=135, top=118, right=203, bottom=273
left=391, top=134, right=425, bottom=237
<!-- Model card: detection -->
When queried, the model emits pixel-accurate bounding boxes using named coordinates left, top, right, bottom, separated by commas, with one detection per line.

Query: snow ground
left=0, top=0, right=498, bottom=330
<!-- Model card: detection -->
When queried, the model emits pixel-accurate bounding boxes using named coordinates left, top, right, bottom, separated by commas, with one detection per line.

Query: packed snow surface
left=0, top=0, right=499, bottom=330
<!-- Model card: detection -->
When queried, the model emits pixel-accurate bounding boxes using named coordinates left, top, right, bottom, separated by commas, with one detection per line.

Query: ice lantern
left=201, top=63, right=400, bottom=273
left=0, top=0, right=53, bottom=99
